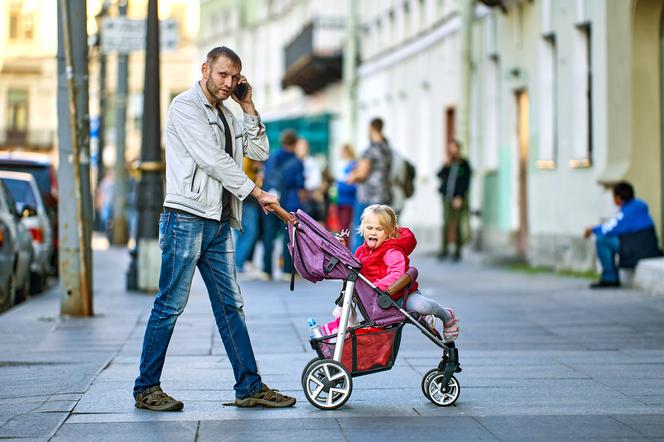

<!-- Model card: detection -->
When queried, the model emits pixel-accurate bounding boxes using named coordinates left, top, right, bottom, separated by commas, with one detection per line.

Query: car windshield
left=0, top=165, right=50, bottom=200
left=2, top=178, right=37, bottom=209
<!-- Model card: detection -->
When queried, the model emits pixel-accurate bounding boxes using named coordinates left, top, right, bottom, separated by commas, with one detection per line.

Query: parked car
left=0, top=171, right=53, bottom=293
left=0, top=152, right=58, bottom=274
left=0, top=181, right=33, bottom=311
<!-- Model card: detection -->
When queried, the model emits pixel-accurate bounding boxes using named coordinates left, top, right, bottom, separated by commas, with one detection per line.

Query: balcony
left=282, top=17, right=345, bottom=95
left=0, top=128, right=55, bottom=150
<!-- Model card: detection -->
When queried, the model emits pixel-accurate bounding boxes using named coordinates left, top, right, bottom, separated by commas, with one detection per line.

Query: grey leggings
left=405, top=290, right=453, bottom=323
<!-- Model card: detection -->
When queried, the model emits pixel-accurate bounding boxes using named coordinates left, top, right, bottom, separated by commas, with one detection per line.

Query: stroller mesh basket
left=312, top=324, right=403, bottom=376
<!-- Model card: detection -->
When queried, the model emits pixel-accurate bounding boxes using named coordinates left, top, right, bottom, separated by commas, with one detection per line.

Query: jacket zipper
left=190, top=165, right=199, bottom=193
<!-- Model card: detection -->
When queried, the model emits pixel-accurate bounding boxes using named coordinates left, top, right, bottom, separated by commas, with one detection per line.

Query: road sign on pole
left=101, top=17, right=178, bottom=54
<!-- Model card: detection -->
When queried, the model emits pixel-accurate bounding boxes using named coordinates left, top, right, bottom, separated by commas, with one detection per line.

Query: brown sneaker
left=134, top=385, right=184, bottom=411
left=235, top=384, right=296, bottom=408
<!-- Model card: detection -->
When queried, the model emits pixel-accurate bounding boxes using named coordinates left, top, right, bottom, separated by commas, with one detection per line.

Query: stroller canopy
left=288, top=210, right=361, bottom=282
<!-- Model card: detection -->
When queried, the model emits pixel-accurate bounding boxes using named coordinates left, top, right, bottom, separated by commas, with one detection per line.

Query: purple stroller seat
left=288, top=210, right=417, bottom=325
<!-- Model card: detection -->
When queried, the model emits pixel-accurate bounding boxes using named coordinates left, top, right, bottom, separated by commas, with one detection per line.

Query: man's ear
left=201, top=62, right=208, bottom=78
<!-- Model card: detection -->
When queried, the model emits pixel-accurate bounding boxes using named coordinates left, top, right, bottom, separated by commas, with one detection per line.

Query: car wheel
left=16, top=270, right=30, bottom=303
left=29, top=271, right=44, bottom=294
left=0, top=263, right=17, bottom=312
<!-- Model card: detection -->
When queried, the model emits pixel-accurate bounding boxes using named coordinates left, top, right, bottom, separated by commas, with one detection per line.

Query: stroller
left=272, top=207, right=461, bottom=410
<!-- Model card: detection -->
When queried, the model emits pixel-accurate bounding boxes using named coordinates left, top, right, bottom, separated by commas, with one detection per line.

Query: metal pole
left=127, top=0, right=163, bottom=291
left=458, top=0, right=474, bottom=153
left=96, top=1, right=110, bottom=186
left=57, top=0, right=93, bottom=316
left=112, top=0, right=129, bottom=245
left=342, top=0, right=358, bottom=149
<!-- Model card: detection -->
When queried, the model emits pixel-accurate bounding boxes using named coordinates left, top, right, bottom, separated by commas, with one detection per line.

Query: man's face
left=202, top=56, right=240, bottom=102
left=448, top=142, right=460, bottom=160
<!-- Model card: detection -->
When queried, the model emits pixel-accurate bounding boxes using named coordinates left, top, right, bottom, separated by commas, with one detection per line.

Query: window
left=484, top=57, right=500, bottom=170
left=8, top=1, right=36, bottom=42
left=7, top=89, right=29, bottom=132
left=570, top=24, right=592, bottom=167
left=537, top=34, right=557, bottom=169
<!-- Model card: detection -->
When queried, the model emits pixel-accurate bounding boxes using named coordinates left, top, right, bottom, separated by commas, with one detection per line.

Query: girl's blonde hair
left=358, top=204, right=398, bottom=238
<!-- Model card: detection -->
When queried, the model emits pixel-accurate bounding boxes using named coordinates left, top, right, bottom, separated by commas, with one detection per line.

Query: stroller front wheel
left=302, top=359, right=352, bottom=410
left=422, top=371, right=460, bottom=406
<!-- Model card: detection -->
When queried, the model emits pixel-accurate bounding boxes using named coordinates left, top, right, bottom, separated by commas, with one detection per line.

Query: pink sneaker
left=442, top=308, right=459, bottom=342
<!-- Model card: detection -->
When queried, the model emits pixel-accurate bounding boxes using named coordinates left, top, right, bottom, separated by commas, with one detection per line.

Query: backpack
left=390, top=149, right=416, bottom=202
left=402, top=159, right=416, bottom=198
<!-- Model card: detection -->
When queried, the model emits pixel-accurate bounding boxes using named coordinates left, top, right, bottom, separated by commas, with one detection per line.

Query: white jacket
left=163, top=82, right=269, bottom=229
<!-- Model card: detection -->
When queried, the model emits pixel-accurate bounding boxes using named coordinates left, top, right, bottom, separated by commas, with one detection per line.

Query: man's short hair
left=613, top=181, right=635, bottom=202
left=206, top=46, right=242, bottom=70
left=280, top=129, right=298, bottom=147
left=370, top=118, right=384, bottom=133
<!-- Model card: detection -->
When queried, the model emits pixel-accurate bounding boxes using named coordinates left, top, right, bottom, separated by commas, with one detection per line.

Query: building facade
left=199, top=0, right=663, bottom=272
left=0, top=0, right=59, bottom=156
left=198, top=0, right=348, bottom=164
left=358, top=0, right=663, bottom=271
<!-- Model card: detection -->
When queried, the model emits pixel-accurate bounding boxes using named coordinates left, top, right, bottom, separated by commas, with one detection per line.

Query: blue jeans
left=595, top=235, right=621, bottom=282
left=351, top=201, right=371, bottom=253
left=134, top=211, right=262, bottom=399
left=234, top=200, right=260, bottom=271
left=261, top=212, right=293, bottom=276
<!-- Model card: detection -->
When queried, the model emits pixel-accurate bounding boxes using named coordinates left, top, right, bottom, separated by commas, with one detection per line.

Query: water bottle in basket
left=308, top=318, right=323, bottom=339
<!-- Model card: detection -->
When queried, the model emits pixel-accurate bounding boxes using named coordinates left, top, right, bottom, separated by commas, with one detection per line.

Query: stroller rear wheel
left=301, top=357, right=321, bottom=390
left=302, top=359, right=352, bottom=410
left=422, top=371, right=460, bottom=406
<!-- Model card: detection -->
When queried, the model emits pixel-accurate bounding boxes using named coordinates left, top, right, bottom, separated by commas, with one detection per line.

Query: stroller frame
left=271, top=207, right=461, bottom=409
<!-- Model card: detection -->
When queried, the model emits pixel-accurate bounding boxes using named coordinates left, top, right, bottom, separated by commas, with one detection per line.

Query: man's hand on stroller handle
left=252, top=186, right=279, bottom=213
left=264, top=201, right=298, bottom=225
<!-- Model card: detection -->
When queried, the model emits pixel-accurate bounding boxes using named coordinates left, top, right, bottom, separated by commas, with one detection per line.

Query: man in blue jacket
left=260, top=129, right=304, bottom=280
left=584, top=181, right=657, bottom=288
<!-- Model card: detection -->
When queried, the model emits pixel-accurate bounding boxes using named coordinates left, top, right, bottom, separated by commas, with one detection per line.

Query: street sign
left=101, top=17, right=179, bottom=54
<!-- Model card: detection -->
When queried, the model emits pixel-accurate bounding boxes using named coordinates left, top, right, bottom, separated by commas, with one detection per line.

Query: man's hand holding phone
left=232, top=76, right=256, bottom=115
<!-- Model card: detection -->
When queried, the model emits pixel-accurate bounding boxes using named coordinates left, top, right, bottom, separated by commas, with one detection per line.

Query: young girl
left=355, top=204, right=459, bottom=341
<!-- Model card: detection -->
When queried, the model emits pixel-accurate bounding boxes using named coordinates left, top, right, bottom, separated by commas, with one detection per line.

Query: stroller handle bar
left=267, top=202, right=298, bottom=225
left=386, top=272, right=412, bottom=297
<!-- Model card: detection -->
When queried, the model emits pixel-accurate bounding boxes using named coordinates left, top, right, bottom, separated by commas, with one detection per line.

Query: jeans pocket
left=158, top=212, right=170, bottom=250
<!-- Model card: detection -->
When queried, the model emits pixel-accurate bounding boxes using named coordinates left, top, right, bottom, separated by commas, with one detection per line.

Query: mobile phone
left=233, top=82, right=249, bottom=100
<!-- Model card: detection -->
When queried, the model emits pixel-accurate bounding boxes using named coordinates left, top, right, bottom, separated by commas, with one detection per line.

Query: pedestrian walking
left=347, top=118, right=393, bottom=252
left=260, top=129, right=304, bottom=281
left=336, top=143, right=357, bottom=233
left=133, top=46, right=296, bottom=411
left=437, top=140, right=472, bottom=261
left=234, top=158, right=263, bottom=273
left=295, top=138, right=325, bottom=222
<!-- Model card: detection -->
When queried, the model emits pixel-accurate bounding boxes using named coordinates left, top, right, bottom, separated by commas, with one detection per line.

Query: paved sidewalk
left=1, top=246, right=664, bottom=441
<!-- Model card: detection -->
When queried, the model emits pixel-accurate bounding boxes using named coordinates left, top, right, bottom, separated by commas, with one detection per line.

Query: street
left=0, top=246, right=663, bottom=441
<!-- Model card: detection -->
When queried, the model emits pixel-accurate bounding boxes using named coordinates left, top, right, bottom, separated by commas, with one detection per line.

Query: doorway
left=660, top=8, right=664, bottom=248
left=516, top=90, right=529, bottom=256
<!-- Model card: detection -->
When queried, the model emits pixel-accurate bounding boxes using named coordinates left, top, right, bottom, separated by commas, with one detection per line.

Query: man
left=260, top=129, right=304, bottom=281
left=584, top=181, right=659, bottom=289
left=347, top=117, right=393, bottom=252
left=133, top=46, right=295, bottom=411
left=437, top=140, right=472, bottom=261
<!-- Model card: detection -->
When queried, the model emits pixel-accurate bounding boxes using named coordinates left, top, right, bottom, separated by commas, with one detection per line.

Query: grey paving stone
left=476, top=415, right=640, bottom=440
left=51, top=421, right=198, bottom=442
left=338, top=416, right=497, bottom=441
left=198, top=418, right=346, bottom=442
left=0, top=411, right=68, bottom=438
